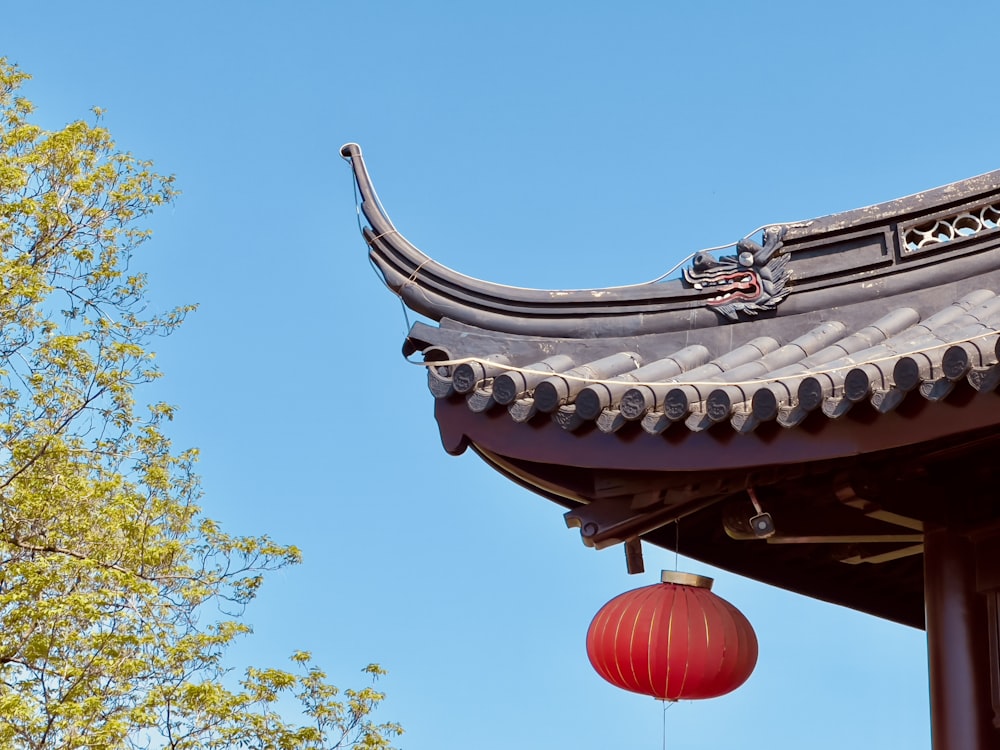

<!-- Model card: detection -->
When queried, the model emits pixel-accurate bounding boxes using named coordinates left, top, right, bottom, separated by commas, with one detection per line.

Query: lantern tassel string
left=662, top=699, right=675, bottom=750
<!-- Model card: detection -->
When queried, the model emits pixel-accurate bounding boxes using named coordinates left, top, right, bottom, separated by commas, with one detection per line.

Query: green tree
left=0, top=58, right=401, bottom=749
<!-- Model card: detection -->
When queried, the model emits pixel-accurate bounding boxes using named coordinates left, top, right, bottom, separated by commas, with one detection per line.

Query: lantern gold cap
left=661, top=570, right=714, bottom=589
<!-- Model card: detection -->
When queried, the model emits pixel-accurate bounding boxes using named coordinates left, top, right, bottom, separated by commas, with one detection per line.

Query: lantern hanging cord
left=673, top=521, right=680, bottom=572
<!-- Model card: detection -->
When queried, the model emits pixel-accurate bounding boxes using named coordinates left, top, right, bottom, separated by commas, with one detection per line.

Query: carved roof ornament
left=682, top=226, right=789, bottom=320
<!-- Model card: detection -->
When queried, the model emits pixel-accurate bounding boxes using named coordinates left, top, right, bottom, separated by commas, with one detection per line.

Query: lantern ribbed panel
left=586, top=580, right=758, bottom=701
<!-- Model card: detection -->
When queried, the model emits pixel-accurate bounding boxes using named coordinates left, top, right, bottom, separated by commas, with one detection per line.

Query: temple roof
left=343, top=143, right=1000, bottom=629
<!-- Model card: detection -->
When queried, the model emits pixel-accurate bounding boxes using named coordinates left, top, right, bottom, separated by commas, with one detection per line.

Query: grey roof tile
left=419, top=297, right=1000, bottom=436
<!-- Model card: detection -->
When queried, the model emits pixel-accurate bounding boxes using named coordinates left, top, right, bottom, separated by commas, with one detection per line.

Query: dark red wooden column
left=924, top=529, right=994, bottom=749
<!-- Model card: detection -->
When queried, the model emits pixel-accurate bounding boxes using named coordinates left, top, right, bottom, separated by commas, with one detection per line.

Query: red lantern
left=586, top=571, right=758, bottom=701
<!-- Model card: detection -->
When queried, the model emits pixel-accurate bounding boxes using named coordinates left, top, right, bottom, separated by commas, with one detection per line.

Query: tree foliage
left=0, top=58, right=401, bottom=749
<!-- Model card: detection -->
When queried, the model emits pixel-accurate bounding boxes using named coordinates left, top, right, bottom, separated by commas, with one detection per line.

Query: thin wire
left=351, top=160, right=414, bottom=334
left=345, top=146, right=818, bottom=306
left=633, top=250, right=698, bottom=286
left=396, top=293, right=414, bottom=333
left=351, top=168, right=365, bottom=235
left=345, top=148, right=812, bottom=293
left=637, top=221, right=810, bottom=286
left=674, top=521, right=679, bottom=571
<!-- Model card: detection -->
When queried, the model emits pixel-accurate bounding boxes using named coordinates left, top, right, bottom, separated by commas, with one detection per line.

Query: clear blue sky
left=6, top=2, right=996, bottom=747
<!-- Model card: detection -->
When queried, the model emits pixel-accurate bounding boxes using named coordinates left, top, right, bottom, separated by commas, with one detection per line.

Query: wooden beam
left=840, top=543, right=924, bottom=565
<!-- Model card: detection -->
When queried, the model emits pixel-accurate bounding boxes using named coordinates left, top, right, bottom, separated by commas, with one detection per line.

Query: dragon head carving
left=682, top=225, right=790, bottom=320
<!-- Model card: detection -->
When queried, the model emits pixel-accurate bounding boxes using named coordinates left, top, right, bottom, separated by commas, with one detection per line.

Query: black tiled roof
left=420, top=289, right=1000, bottom=437
left=345, top=144, right=1000, bottom=628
